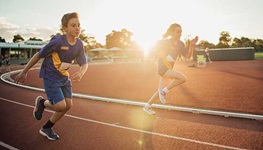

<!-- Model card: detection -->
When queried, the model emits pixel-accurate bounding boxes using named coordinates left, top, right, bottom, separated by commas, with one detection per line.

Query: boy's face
left=64, top=18, right=80, bottom=38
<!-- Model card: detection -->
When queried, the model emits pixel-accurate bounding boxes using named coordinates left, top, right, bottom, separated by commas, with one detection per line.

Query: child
left=15, top=12, right=88, bottom=140
left=205, top=48, right=212, bottom=63
left=0, top=54, right=3, bottom=74
left=4, top=56, right=11, bottom=72
left=143, top=23, right=198, bottom=115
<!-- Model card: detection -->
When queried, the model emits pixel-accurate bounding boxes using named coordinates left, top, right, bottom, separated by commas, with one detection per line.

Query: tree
left=240, top=37, right=253, bottom=47
left=50, top=29, right=102, bottom=52
left=217, top=31, right=231, bottom=48
left=232, top=37, right=243, bottom=47
left=0, top=37, right=6, bottom=42
left=78, top=29, right=103, bottom=52
left=29, top=37, right=42, bottom=41
left=13, top=34, right=24, bottom=43
left=253, top=39, right=263, bottom=52
left=198, top=40, right=215, bottom=49
left=105, top=29, right=133, bottom=49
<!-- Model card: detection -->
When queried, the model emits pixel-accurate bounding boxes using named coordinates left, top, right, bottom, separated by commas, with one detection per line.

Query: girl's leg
left=143, top=76, right=167, bottom=115
left=157, top=70, right=187, bottom=103
left=162, top=70, right=187, bottom=91
left=146, top=91, right=158, bottom=105
left=146, top=77, right=166, bottom=105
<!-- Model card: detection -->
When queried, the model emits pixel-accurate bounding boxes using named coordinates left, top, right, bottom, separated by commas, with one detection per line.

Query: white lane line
left=1, top=70, right=263, bottom=121
left=0, top=141, right=19, bottom=150
left=0, top=97, right=247, bottom=150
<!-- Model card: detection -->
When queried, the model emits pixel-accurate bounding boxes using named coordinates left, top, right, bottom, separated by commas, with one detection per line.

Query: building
left=0, top=40, right=48, bottom=65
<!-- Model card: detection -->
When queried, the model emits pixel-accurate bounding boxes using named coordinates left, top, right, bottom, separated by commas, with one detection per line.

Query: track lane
left=1, top=61, right=263, bottom=149
left=0, top=83, right=262, bottom=149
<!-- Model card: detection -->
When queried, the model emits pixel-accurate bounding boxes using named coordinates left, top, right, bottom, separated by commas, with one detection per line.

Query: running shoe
left=158, top=89, right=166, bottom=104
left=33, top=96, right=45, bottom=120
left=39, top=128, right=59, bottom=140
left=143, top=104, right=156, bottom=115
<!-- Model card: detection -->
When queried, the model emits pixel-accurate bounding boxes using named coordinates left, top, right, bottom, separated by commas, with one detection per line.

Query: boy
left=15, top=12, right=88, bottom=140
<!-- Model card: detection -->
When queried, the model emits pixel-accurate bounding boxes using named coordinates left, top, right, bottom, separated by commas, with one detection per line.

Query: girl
left=143, top=23, right=198, bottom=115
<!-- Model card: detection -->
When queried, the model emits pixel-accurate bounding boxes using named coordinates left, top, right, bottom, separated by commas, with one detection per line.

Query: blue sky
left=0, top=0, right=262, bottom=47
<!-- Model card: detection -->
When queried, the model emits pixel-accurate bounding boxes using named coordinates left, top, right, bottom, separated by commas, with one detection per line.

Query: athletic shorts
left=158, top=67, right=168, bottom=76
left=43, top=78, right=72, bottom=104
left=158, top=59, right=171, bottom=76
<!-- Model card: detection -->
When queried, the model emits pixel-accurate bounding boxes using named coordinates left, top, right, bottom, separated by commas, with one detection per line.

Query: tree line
left=1, top=29, right=263, bottom=52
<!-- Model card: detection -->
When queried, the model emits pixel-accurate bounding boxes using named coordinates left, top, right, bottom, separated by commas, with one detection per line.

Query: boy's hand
left=71, top=71, right=83, bottom=82
left=14, top=72, right=27, bottom=84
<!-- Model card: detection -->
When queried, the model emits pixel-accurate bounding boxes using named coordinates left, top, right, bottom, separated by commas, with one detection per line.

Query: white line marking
left=1, top=70, right=263, bottom=121
left=0, top=97, right=247, bottom=150
left=0, top=141, right=19, bottom=150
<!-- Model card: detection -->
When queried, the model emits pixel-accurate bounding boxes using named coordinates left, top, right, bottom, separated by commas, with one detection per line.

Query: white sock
left=162, top=87, right=169, bottom=93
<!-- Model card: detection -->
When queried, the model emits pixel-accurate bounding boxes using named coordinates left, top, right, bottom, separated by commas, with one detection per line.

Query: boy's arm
left=15, top=52, right=41, bottom=83
left=71, top=63, right=88, bottom=82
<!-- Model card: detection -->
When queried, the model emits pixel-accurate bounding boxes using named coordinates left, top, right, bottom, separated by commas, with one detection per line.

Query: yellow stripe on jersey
left=160, top=50, right=172, bottom=69
left=51, top=52, right=69, bottom=76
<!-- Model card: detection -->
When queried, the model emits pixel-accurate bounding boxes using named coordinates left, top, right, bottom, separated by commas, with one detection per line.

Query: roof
left=0, top=40, right=48, bottom=49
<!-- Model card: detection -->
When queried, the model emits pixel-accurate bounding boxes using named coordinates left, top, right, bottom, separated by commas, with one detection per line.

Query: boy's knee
left=56, top=105, right=67, bottom=112
left=56, top=103, right=72, bottom=112
left=66, top=103, right=73, bottom=110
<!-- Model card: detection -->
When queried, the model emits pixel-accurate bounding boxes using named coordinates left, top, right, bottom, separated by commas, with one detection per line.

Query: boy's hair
left=61, top=12, right=79, bottom=31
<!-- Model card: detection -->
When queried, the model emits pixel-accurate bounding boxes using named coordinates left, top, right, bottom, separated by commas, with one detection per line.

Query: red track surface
left=1, top=60, right=263, bottom=149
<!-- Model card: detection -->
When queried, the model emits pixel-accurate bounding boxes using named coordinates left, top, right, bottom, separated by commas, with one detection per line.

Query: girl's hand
left=191, top=36, right=199, bottom=45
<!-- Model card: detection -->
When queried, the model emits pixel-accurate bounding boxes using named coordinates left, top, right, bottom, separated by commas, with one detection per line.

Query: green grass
left=255, top=52, right=263, bottom=59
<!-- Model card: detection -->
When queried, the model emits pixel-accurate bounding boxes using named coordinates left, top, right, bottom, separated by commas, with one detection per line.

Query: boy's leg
left=40, top=98, right=72, bottom=140
left=47, top=98, right=72, bottom=124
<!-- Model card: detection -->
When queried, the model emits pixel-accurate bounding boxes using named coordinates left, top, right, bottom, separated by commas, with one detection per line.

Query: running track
left=0, top=60, right=263, bottom=150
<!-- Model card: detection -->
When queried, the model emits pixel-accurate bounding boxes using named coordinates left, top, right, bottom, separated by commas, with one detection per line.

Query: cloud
left=0, top=17, right=19, bottom=42
left=0, top=17, right=58, bottom=42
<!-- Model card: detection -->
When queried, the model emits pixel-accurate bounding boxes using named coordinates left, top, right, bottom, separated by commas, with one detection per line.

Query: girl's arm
left=185, top=36, right=198, bottom=59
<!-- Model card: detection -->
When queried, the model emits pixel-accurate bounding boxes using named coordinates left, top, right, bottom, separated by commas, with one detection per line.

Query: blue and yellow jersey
left=38, top=35, right=87, bottom=81
left=155, top=39, right=187, bottom=75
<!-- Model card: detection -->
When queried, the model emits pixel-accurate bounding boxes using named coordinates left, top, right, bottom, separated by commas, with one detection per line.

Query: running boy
left=15, top=12, right=88, bottom=140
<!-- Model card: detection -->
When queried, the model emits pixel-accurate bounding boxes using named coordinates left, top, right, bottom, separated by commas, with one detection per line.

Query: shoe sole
left=33, top=96, right=43, bottom=120
left=39, top=129, right=58, bottom=141
left=143, top=107, right=155, bottom=115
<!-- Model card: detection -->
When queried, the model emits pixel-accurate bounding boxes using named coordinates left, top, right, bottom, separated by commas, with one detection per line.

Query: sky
left=0, top=0, right=263, bottom=49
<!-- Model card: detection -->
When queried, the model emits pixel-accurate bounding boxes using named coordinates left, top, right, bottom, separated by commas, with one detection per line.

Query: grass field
left=255, top=52, right=263, bottom=59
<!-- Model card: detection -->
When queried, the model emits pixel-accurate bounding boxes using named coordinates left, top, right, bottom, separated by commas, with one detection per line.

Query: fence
left=193, top=47, right=255, bottom=61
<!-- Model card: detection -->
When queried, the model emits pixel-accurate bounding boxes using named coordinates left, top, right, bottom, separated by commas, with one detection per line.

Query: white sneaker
left=143, top=104, right=156, bottom=115
left=158, top=89, right=166, bottom=104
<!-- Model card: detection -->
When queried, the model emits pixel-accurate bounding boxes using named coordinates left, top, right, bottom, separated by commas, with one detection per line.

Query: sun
left=135, top=39, right=154, bottom=58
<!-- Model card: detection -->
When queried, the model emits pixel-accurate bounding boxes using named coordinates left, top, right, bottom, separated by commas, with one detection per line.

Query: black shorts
left=158, top=67, right=168, bottom=76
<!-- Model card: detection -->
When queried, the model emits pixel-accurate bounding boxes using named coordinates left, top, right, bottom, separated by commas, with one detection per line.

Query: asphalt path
left=0, top=60, right=263, bottom=150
